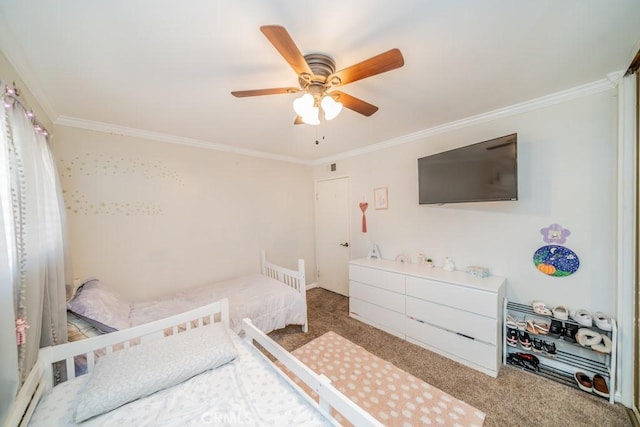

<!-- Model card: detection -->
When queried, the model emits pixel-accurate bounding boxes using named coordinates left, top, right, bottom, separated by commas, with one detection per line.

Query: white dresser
left=349, top=258, right=506, bottom=377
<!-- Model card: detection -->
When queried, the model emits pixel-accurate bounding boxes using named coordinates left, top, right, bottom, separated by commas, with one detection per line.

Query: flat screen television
left=418, top=133, right=518, bottom=205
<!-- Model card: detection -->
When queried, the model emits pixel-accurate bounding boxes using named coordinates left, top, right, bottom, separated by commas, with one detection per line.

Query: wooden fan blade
left=260, top=25, right=312, bottom=77
left=331, top=91, right=379, bottom=116
left=231, top=87, right=300, bottom=97
left=294, top=116, right=304, bottom=125
left=329, top=48, right=404, bottom=86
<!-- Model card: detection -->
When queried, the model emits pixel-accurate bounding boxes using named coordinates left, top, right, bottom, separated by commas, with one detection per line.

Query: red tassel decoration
left=359, top=202, right=368, bottom=233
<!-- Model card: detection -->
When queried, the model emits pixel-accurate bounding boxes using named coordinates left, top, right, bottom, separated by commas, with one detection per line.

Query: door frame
left=314, top=175, right=351, bottom=292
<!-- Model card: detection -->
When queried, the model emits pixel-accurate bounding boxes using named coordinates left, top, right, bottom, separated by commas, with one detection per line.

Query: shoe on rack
left=543, top=341, right=557, bottom=358
left=593, top=374, right=610, bottom=398
left=552, top=305, right=569, bottom=320
left=531, top=337, right=544, bottom=353
left=506, top=328, right=518, bottom=347
left=570, top=309, right=593, bottom=327
left=576, top=328, right=602, bottom=348
left=563, top=323, right=579, bottom=343
left=592, top=335, right=612, bottom=354
left=574, top=372, right=593, bottom=393
left=532, top=301, right=552, bottom=316
left=516, top=352, right=539, bottom=366
left=534, top=321, right=549, bottom=335
left=519, top=331, right=532, bottom=350
left=548, top=319, right=563, bottom=338
left=593, top=312, right=612, bottom=331
left=507, top=314, right=526, bottom=330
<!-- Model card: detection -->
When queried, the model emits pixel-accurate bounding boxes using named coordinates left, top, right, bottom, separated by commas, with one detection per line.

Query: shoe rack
left=503, top=299, right=617, bottom=403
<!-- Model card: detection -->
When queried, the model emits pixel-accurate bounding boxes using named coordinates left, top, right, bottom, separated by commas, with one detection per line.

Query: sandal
left=507, top=314, right=526, bottom=330
left=534, top=321, right=549, bottom=335
left=532, top=301, right=552, bottom=316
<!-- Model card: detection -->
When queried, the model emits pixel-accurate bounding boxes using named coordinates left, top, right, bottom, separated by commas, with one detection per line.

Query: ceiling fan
left=231, top=25, right=404, bottom=125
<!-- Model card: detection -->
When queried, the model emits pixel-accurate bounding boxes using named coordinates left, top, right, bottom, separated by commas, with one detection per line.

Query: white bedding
left=129, top=274, right=306, bottom=334
left=29, top=331, right=329, bottom=426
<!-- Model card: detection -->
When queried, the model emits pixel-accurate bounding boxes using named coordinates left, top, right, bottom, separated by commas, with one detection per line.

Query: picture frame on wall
left=374, top=187, right=388, bottom=210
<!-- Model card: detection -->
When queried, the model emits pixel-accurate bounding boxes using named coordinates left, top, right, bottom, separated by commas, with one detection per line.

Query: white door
left=315, top=177, right=350, bottom=296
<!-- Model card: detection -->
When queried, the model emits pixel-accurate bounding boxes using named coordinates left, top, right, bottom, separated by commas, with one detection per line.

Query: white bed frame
left=6, top=299, right=380, bottom=427
left=260, top=249, right=308, bottom=333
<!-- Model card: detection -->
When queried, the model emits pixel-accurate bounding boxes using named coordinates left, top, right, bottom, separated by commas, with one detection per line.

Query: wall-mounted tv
left=418, top=133, right=518, bottom=205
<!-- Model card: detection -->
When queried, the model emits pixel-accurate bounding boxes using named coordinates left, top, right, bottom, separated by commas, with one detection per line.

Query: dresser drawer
left=406, top=277, right=497, bottom=318
left=350, top=297, right=405, bottom=337
left=349, top=264, right=405, bottom=293
left=406, top=296, right=496, bottom=345
left=406, top=318, right=497, bottom=374
left=350, top=281, right=405, bottom=314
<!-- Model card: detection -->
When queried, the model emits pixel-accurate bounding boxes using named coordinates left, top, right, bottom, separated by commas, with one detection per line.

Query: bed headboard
left=260, top=250, right=306, bottom=294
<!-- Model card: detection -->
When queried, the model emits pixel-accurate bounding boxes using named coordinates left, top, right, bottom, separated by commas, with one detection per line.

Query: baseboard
left=306, top=282, right=319, bottom=290
left=627, top=406, right=640, bottom=427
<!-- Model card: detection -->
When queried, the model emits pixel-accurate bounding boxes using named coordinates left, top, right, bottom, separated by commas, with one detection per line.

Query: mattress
left=129, top=273, right=306, bottom=334
left=28, top=333, right=329, bottom=426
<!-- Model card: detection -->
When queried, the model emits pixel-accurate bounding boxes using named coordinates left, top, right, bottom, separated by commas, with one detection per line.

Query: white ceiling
left=1, top=1, right=639, bottom=164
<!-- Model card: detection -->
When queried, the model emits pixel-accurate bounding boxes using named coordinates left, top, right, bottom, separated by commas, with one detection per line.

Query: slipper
left=593, top=312, right=612, bottom=331
left=592, top=335, right=612, bottom=354
left=532, top=301, right=552, bottom=316
left=552, top=305, right=569, bottom=320
left=570, top=309, right=593, bottom=327
left=574, top=372, right=593, bottom=393
left=593, top=374, right=610, bottom=398
left=576, top=328, right=602, bottom=347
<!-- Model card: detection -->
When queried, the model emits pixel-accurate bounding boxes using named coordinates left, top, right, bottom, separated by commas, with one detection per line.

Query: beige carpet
left=285, top=330, right=486, bottom=426
left=269, top=288, right=633, bottom=427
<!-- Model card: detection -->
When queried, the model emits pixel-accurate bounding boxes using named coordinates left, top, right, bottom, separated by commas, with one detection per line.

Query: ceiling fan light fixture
left=301, top=106, right=320, bottom=125
left=293, top=93, right=314, bottom=117
left=321, top=95, right=343, bottom=121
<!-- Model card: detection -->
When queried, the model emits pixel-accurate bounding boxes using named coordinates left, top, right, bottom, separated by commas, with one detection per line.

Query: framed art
left=374, top=187, right=388, bottom=210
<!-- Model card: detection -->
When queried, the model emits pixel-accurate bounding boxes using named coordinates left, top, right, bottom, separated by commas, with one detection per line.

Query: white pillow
left=75, top=322, right=238, bottom=422
left=67, top=278, right=131, bottom=332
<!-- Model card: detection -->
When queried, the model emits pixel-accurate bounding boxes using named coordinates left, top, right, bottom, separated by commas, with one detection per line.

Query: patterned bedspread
left=29, top=333, right=329, bottom=426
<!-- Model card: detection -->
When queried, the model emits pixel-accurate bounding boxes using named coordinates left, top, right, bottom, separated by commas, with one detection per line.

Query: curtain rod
left=2, top=81, right=50, bottom=137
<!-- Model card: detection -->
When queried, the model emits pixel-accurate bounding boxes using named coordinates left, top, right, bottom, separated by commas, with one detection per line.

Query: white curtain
left=0, top=82, right=70, bottom=422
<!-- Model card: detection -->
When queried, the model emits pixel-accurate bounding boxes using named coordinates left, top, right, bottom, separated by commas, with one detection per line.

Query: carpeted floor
left=269, top=288, right=633, bottom=427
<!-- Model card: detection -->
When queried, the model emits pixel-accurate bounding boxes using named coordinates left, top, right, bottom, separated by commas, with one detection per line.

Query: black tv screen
left=418, top=133, right=518, bottom=205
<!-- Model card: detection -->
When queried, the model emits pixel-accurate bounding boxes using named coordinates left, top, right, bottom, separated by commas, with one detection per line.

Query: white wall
left=315, top=89, right=619, bottom=314
left=51, top=126, right=316, bottom=300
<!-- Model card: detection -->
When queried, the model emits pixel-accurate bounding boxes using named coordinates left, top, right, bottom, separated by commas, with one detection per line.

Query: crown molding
left=56, top=75, right=617, bottom=167
left=54, top=116, right=309, bottom=165
left=311, top=76, right=619, bottom=165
